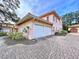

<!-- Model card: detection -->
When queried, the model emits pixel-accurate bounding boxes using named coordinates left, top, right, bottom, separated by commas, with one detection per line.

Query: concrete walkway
left=0, top=36, right=7, bottom=47
left=0, top=34, right=79, bottom=59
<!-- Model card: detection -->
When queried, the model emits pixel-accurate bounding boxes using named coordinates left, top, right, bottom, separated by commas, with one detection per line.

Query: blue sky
left=16, top=0, right=79, bottom=18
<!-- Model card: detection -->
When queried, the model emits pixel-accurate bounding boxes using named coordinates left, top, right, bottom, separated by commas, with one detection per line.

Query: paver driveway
left=0, top=33, right=79, bottom=59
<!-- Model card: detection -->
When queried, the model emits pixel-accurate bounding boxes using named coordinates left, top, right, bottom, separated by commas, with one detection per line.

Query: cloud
left=55, top=0, right=79, bottom=16
left=16, top=0, right=79, bottom=18
left=16, top=0, right=32, bottom=18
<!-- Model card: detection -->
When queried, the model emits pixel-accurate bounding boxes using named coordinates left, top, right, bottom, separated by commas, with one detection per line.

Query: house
left=0, top=20, right=17, bottom=32
left=68, top=24, right=79, bottom=33
left=16, top=11, right=62, bottom=39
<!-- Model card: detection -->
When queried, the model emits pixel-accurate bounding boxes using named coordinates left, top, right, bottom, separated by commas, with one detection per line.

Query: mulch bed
left=4, top=37, right=37, bottom=46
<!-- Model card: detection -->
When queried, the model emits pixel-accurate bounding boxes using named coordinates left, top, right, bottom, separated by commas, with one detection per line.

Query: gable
left=39, top=11, right=60, bottom=20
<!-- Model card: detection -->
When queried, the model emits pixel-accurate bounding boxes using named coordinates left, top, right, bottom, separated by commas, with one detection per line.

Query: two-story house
left=16, top=11, right=62, bottom=39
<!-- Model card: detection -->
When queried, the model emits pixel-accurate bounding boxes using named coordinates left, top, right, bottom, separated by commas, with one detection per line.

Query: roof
left=69, top=24, right=79, bottom=27
left=39, top=11, right=60, bottom=20
left=16, top=13, right=53, bottom=26
left=16, top=13, right=36, bottom=25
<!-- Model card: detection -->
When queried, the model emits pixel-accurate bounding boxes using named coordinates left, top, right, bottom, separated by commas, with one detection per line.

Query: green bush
left=0, top=32, right=7, bottom=36
left=55, top=30, right=68, bottom=36
left=8, top=32, right=25, bottom=41
left=60, top=30, right=68, bottom=34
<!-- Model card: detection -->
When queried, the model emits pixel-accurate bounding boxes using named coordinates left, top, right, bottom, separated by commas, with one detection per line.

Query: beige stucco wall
left=17, top=21, right=33, bottom=32
left=17, top=21, right=33, bottom=39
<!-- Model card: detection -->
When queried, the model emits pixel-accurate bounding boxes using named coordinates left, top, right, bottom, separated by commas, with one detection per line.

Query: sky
left=16, top=0, right=79, bottom=18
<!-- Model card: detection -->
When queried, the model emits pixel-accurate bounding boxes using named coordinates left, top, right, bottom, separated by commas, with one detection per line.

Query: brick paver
left=0, top=34, right=79, bottom=59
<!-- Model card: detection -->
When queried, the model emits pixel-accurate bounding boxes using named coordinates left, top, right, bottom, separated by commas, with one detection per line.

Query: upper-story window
left=56, top=18, right=58, bottom=22
left=53, top=16, right=55, bottom=22
left=47, top=16, right=49, bottom=21
left=53, top=16, right=58, bottom=22
left=49, top=15, right=53, bottom=23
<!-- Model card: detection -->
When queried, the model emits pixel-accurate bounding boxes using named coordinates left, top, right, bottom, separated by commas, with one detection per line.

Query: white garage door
left=32, top=24, right=52, bottom=39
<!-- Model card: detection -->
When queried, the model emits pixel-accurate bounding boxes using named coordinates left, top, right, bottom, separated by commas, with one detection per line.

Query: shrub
left=8, top=32, right=25, bottom=41
left=0, top=32, right=7, bottom=36
left=60, top=30, right=68, bottom=34
left=55, top=30, right=68, bottom=36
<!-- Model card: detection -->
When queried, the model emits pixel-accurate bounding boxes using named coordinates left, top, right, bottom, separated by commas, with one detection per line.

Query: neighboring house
left=68, top=24, right=79, bottom=33
left=16, top=11, right=62, bottom=39
left=0, top=10, right=17, bottom=32
left=0, top=20, right=17, bottom=32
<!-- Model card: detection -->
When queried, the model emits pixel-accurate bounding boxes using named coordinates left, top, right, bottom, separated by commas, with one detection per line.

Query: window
left=53, top=16, right=55, bottom=21
left=47, top=16, right=49, bottom=21
left=56, top=18, right=58, bottom=22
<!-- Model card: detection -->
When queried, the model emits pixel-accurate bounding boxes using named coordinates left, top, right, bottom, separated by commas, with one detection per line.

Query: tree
left=62, top=10, right=79, bottom=26
left=2, top=0, right=20, bottom=11
left=62, top=10, right=79, bottom=31
left=0, top=4, right=5, bottom=21
left=0, top=0, right=20, bottom=22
